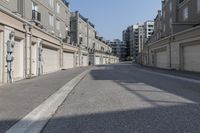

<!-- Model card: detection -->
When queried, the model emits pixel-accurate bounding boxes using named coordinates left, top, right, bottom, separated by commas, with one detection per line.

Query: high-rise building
left=107, top=39, right=127, bottom=61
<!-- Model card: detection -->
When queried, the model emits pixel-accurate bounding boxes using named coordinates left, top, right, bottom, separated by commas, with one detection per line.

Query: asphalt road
left=0, top=67, right=89, bottom=132
left=42, top=63, right=200, bottom=133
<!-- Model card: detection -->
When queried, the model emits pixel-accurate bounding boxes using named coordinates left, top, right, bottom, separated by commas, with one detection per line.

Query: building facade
left=144, top=21, right=154, bottom=43
left=143, top=0, right=200, bottom=72
left=0, top=0, right=118, bottom=85
left=107, top=39, right=127, bottom=61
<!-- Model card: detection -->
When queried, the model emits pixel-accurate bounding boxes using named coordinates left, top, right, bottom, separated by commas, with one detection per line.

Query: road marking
left=6, top=69, right=90, bottom=133
left=137, top=68, right=200, bottom=84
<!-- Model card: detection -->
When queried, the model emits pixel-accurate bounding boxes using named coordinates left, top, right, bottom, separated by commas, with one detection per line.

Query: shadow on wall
left=1, top=104, right=200, bottom=133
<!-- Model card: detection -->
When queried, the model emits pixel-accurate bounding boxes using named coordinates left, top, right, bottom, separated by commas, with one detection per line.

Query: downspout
left=23, top=24, right=28, bottom=78
left=29, top=25, right=33, bottom=78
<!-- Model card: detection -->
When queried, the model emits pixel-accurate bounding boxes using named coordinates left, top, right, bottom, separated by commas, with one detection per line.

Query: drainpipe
left=23, top=23, right=28, bottom=78
left=29, top=25, right=33, bottom=78
left=169, top=37, right=172, bottom=69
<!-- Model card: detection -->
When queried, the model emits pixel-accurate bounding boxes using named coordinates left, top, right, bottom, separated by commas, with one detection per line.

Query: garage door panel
left=63, top=52, right=74, bottom=69
left=95, top=56, right=100, bottom=65
left=43, top=47, right=59, bottom=74
left=184, top=44, right=200, bottom=72
left=156, top=51, right=168, bottom=69
left=13, top=40, right=24, bottom=80
left=82, top=55, right=88, bottom=66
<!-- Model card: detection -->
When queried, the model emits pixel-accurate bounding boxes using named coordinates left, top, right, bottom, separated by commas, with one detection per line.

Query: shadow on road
left=1, top=64, right=200, bottom=133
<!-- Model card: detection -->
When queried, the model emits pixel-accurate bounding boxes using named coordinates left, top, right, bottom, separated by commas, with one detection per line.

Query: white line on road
left=6, top=69, right=90, bottom=133
left=137, top=68, right=200, bottom=84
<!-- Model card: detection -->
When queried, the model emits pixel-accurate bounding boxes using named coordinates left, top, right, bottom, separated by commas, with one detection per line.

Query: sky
left=67, top=0, right=161, bottom=41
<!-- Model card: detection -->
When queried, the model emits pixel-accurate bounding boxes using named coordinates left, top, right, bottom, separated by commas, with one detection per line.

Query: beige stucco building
left=143, top=0, right=200, bottom=73
left=0, top=0, right=118, bottom=84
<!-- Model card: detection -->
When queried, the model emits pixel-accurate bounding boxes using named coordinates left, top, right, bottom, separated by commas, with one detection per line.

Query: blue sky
left=67, top=0, right=161, bottom=41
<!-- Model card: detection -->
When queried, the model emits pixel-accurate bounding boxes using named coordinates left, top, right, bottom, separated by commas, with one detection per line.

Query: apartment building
left=144, top=0, right=200, bottom=72
left=144, top=21, right=154, bottom=43
left=107, top=39, right=127, bottom=61
left=94, top=36, right=113, bottom=65
left=70, top=11, right=91, bottom=66
left=0, top=1, right=118, bottom=84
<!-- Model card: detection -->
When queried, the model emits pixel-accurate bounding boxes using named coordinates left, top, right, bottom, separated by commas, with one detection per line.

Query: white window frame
left=48, top=0, right=54, bottom=7
left=56, top=19, right=60, bottom=30
left=183, top=6, right=188, bottom=21
left=198, top=0, right=200, bottom=13
left=32, top=2, right=38, bottom=11
left=169, top=1, right=172, bottom=13
left=49, top=13, right=54, bottom=26
left=56, top=2, right=60, bottom=13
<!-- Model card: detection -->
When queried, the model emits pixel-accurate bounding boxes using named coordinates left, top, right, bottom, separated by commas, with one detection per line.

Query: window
left=56, top=19, right=60, bottom=30
left=163, top=24, right=166, bottom=32
left=183, top=6, right=188, bottom=21
left=169, top=18, right=172, bottom=28
left=56, top=2, right=60, bottom=13
left=169, top=1, right=172, bottom=13
left=32, top=2, right=38, bottom=11
left=163, top=10, right=165, bottom=19
left=49, top=13, right=54, bottom=26
left=48, top=0, right=54, bottom=7
left=198, top=0, right=200, bottom=13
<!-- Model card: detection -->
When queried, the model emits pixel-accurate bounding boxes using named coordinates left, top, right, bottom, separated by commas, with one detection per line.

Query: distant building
left=144, top=21, right=154, bottom=43
left=107, top=39, right=127, bottom=61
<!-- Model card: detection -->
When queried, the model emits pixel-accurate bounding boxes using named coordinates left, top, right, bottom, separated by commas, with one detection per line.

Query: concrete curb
left=6, top=69, right=91, bottom=133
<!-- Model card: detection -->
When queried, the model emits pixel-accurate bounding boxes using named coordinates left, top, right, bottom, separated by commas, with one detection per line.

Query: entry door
left=83, top=55, right=88, bottom=66
left=13, top=40, right=24, bottom=80
left=43, top=47, right=59, bottom=74
left=63, top=52, right=74, bottom=69
left=31, top=43, right=37, bottom=76
left=95, top=56, right=100, bottom=65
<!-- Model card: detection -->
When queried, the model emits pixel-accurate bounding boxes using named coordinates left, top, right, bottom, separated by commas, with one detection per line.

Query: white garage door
left=43, top=47, right=59, bottom=74
left=103, top=57, right=106, bottom=64
left=95, top=56, right=100, bottom=65
left=83, top=55, right=88, bottom=66
left=13, top=40, right=24, bottom=80
left=63, top=52, right=74, bottom=69
left=183, top=44, right=200, bottom=72
left=156, top=50, right=168, bottom=69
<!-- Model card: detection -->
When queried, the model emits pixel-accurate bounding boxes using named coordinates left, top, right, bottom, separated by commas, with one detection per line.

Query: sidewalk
left=0, top=67, right=90, bottom=132
left=132, top=63, right=200, bottom=81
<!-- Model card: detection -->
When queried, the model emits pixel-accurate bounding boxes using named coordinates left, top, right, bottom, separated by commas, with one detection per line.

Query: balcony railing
left=32, top=10, right=41, bottom=22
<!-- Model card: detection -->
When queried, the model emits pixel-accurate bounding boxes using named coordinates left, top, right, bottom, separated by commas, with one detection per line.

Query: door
left=82, top=55, right=88, bottom=66
left=156, top=50, right=168, bottom=69
left=95, top=56, right=100, bottom=65
left=103, top=57, right=106, bottom=64
left=183, top=44, right=200, bottom=72
left=31, top=43, right=37, bottom=76
left=63, top=52, right=74, bottom=69
left=43, top=47, right=59, bottom=74
left=13, top=39, right=24, bottom=80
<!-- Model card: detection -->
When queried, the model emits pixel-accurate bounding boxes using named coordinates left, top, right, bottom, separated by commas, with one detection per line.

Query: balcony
left=32, top=10, right=41, bottom=23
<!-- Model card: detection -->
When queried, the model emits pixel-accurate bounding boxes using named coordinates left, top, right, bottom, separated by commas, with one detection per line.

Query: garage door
left=13, top=40, right=24, bottom=81
left=156, top=50, right=168, bottom=69
left=183, top=44, right=200, bottom=72
left=103, top=57, right=106, bottom=64
left=43, top=47, right=59, bottom=74
left=63, top=52, right=74, bottom=69
left=95, top=56, right=100, bottom=65
left=82, top=55, right=88, bottom=66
